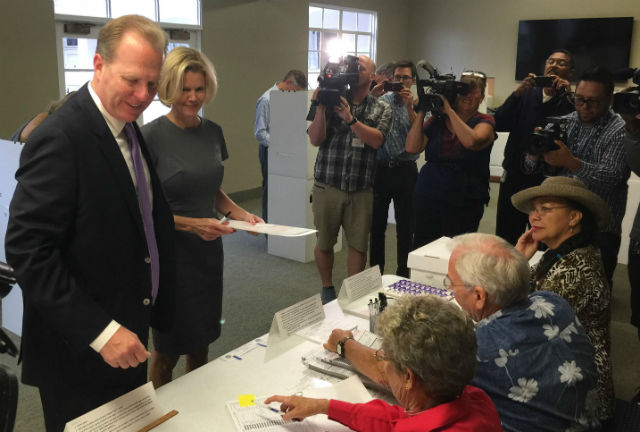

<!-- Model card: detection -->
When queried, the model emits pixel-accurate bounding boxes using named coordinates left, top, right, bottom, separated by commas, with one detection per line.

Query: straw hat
left=511, top=176, right=610, bottom=228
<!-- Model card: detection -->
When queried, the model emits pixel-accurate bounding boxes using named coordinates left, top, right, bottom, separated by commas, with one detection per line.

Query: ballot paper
left=225, top=220, right=316, bottom=237
left=64, top=382, right=176, bottom=432
left=226, top=376, right=372, bottom=432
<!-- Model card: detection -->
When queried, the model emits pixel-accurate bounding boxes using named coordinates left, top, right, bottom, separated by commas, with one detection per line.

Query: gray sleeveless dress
left=142, top=115, right=228, bottom=354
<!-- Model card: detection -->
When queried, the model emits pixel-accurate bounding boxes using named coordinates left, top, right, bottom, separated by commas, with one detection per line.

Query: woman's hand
left=515, top=228, right=538, bottom=260
left=240, top=212, right=264, bottom=236
left=263, top=395, right=329, bottom=421
left=323, top=329, right=355, bottom=353
left=184, top=218, right=235, bottom=241
left=439, top=94, right=454, bottom=117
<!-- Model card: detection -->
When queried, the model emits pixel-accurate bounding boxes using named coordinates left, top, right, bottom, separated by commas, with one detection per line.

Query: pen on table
left=219, top=211, right=231, bottom=224
left=261, top=404, right=281, bottom=414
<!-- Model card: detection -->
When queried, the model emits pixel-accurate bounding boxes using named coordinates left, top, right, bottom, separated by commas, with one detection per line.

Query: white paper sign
left=338, top=266, right=381, bottom=303
left=64, top=382, right=167, bottom=432
left=272, top=294, right=325, bottom=339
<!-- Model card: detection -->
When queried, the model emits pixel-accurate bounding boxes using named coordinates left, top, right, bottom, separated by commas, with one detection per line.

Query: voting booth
left=267, top=91, right=342, bottom=263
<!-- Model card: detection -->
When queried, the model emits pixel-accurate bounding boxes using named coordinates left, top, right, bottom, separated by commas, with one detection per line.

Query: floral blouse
left=471, top=291, right=600, bottom=431
left=531, top=245, right=614, bottom=422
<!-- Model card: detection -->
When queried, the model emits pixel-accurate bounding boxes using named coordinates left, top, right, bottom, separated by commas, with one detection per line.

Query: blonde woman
left=142, top=47, right=262, bottom=387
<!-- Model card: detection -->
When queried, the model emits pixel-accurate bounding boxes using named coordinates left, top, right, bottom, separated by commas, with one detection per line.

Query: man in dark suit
left=5, top=15, right=175, bottom=431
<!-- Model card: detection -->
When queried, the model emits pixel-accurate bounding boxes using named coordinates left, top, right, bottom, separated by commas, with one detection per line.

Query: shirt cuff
left=90, top=320, right=121, bottom=352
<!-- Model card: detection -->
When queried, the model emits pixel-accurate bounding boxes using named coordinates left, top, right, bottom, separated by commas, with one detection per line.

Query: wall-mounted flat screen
left=516, top=17, right=633, bottom=81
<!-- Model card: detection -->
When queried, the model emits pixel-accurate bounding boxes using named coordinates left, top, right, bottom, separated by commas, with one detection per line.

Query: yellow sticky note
left=238, top=394, right=255, bottom=407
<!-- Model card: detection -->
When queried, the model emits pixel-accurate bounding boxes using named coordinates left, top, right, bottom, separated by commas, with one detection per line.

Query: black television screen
left=515, top=17, right=633, bottom=81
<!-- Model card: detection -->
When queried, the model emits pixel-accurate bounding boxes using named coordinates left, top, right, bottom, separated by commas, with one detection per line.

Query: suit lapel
left=77, top=85, right=146, bottom=238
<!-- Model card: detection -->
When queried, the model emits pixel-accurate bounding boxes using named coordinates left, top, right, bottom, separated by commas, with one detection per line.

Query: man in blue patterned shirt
left=524, top=67, right=629, bottom=282
left=370, top=60, right=419, bottom=277
left=308, top=55, right=392, bottom=303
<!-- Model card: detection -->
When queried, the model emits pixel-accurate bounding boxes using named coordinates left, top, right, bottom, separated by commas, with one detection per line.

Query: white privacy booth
left=267, top=91, right=341, bottom=263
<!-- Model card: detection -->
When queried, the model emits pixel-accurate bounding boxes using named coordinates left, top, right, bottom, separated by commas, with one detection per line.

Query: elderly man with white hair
left=326, top=233, right=600, bottom=431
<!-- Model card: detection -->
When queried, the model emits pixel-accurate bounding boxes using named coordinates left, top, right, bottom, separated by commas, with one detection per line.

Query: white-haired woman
left=142, top=47, right=262, bottom=387
left=267, top=296, right=501, bottom=431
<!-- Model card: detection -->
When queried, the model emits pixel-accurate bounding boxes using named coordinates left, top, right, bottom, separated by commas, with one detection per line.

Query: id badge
left=351, top=137, right=364, bottom=148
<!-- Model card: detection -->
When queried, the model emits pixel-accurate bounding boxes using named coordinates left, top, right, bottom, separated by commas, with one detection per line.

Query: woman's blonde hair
left=158, top=47, right=217, bottom=106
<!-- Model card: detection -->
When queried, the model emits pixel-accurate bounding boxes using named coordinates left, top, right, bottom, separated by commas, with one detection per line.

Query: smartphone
left=383, top=81, right=404, bottom=92
left=533, top=76, right=554, bottom=87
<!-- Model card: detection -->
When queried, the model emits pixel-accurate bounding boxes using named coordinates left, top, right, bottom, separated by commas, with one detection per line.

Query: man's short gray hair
left=375, top=62, right=395, bottom=79
left=377, top=295, right=477, bottom=403
left=452, top=233, right=530, bottom=308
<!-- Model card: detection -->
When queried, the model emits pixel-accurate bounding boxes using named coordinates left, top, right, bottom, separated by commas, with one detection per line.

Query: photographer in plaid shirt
left=308, top=55, right=392, bottom=304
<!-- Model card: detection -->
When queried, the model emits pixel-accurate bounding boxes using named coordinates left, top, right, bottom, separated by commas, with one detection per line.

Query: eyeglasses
left=374, top=349, right=387, bottom=362
left=443, top=275, right=471, bottom=290
left=393, top=74, right=413, bottom=81
left=570, top=93, right=604, bottom=108
left=528, top=205, right=569, bottom=216
left=545, top=58, right=570, bottom=68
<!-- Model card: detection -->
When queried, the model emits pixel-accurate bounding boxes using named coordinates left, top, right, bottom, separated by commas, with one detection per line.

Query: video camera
left=613, top=68, right=640, bottom=116
left=528, top=116, right=568, bottom=156
left=316, top=55, right=360, bottom=108
left=415, top=61, right=470, bottom=118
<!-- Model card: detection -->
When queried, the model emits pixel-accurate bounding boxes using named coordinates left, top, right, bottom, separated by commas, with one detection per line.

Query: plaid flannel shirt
left=313, top=94, right=392, bottom=192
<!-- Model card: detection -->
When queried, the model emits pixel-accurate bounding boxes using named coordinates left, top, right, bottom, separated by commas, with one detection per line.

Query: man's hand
left=370, top=81, right=387, bottom=98
left=334, top=96, right=354, bottom=124
left=543, top=140, right=581, bottom=172
left=323, top=328, right=354, bottom=353
left=99, top=326, right=150, bottom=369
left=397, top=88, right=415, bottom=108
left=549, top=74, right=571, bottom=92
left=513, top=73, right=536, bottom=97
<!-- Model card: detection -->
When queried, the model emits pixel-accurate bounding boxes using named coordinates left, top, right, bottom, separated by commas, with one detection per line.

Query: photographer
left=308, top=55, right=392, bottom=304
left=406, top=71, right=496, bottom=249
left=495, top=49, right=575, bottom=245
left=370, top=62, right=395, bottom=98
left=370, top=61, right=419, bottom=278
left=524, top=66, right=628, bottom=283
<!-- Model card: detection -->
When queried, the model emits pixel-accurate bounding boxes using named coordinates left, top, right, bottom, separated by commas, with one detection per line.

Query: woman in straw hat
left=511, top=175, right=613, bottom=424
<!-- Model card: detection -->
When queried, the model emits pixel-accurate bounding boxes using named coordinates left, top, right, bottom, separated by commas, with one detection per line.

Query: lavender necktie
left=124, top=122, right=159, bottom=304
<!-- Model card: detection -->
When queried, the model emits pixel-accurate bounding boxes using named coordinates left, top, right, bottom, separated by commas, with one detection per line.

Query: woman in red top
left=266, top=296, right=501, bottom=431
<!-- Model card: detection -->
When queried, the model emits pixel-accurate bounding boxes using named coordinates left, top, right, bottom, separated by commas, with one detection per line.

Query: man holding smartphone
left=494, top=49, right=575, bottom=245
left=370, top=60, right=419, bottom=277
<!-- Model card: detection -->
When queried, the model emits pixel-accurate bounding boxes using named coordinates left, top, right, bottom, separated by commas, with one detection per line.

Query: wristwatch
left=336, top=336, right=354, bottom=358
left=347, top=117, right=357, bottom=126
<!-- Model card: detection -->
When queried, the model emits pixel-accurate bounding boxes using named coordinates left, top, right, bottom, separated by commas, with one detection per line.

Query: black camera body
left=316, top=55, right=360, bottom=108
left=415, top=61, right=470, bottom=118
left=528, top=116, right=567, bottom=156
left=383, top=81, right=404, bottom=92
left=533, top=75, right=554, bottom=88
left=613, top=68, right=640, bottom=116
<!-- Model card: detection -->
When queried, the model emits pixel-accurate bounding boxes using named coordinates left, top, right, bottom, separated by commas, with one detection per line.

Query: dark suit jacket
left=5, top=84, right=175, bottom=397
